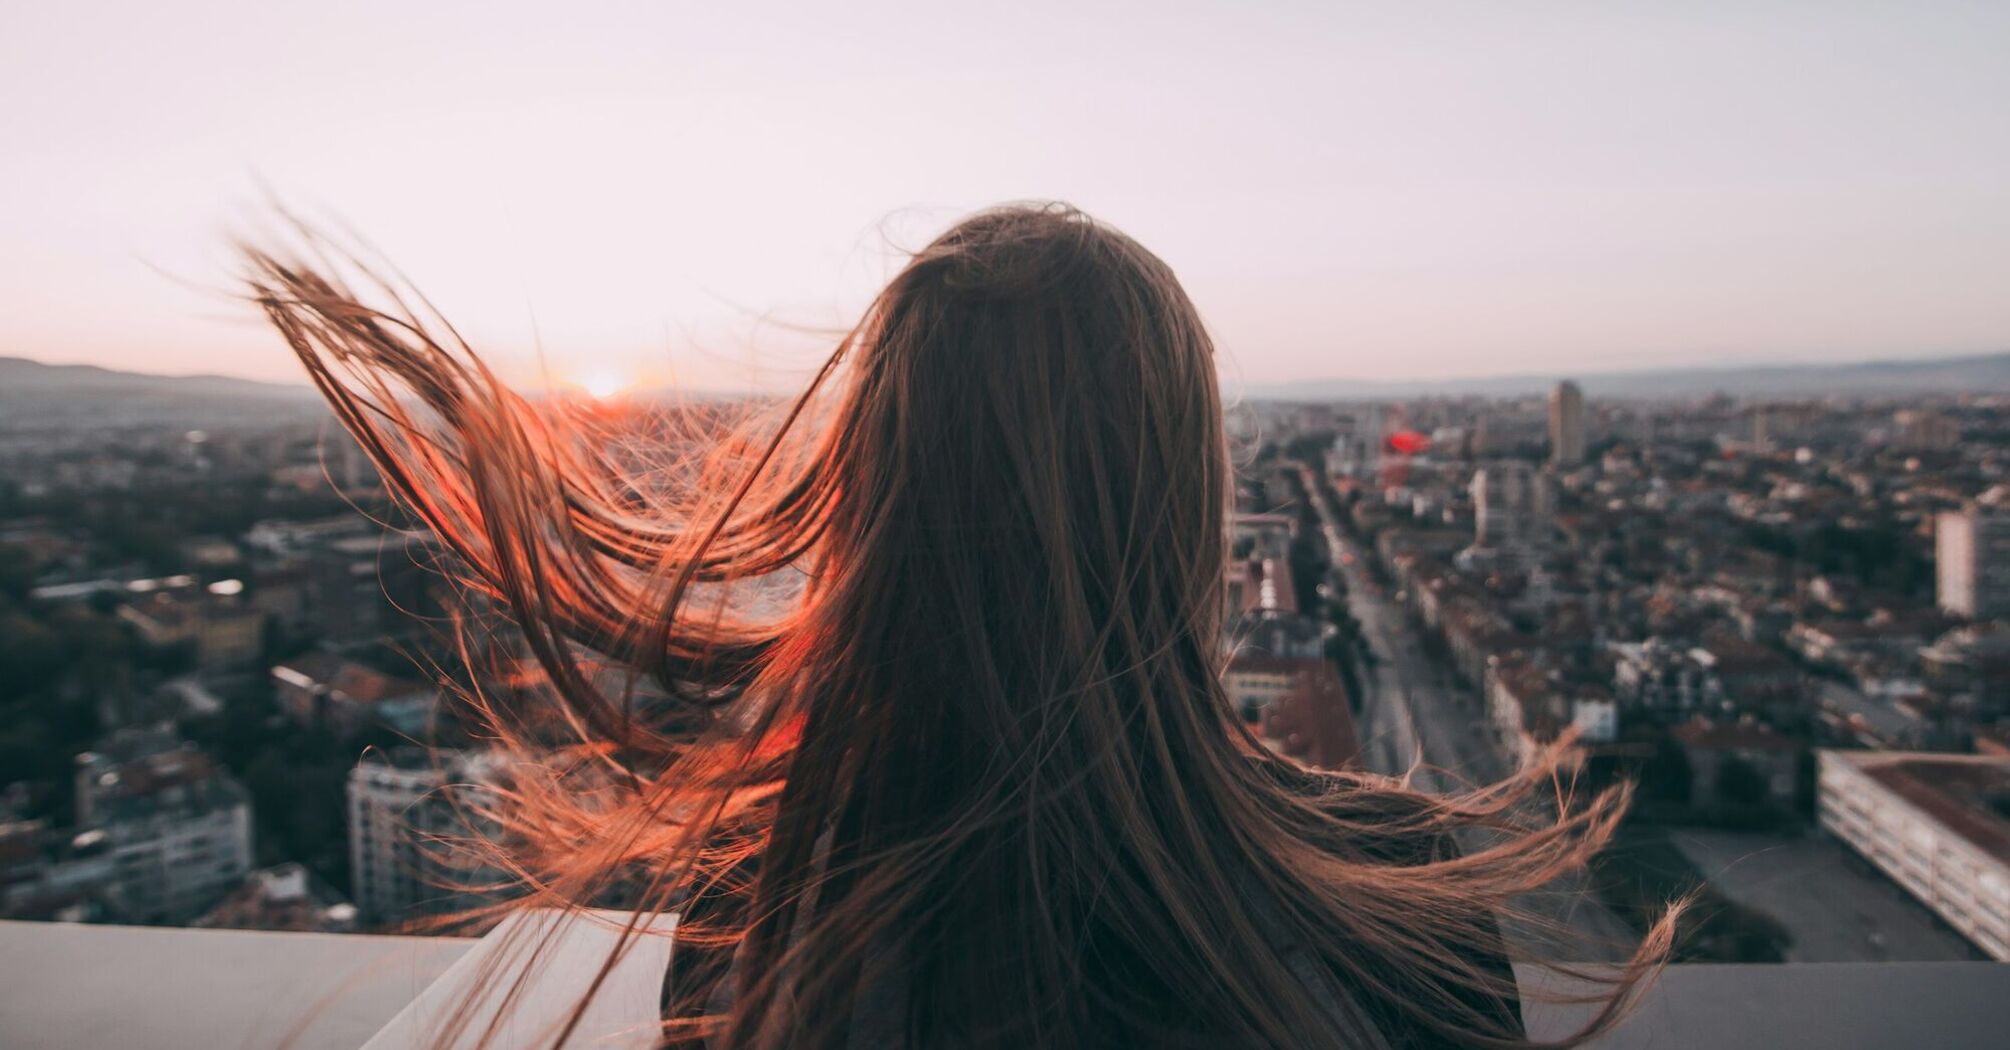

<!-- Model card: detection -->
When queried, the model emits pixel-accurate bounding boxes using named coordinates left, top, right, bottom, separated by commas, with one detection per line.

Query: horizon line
left=6, top=345, right=2007, bottom=395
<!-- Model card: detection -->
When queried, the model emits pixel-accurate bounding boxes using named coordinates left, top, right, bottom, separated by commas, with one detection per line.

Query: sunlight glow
left=572, top=365, right=630, bottom=400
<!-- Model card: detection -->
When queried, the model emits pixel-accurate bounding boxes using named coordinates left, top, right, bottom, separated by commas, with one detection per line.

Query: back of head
left=242, top=203, right=1671, bottom=1050
left=817, top=204, right=1231, bottom=733
left=750, top=206, right=1250, bottom=1045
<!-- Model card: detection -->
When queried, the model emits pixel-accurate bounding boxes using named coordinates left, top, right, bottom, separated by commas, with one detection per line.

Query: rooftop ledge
left=1, top=914, right=2004, bottom=1049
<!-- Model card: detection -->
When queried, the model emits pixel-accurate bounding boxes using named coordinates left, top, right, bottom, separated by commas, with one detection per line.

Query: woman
left=244, top=204, right=1673, bottom=1048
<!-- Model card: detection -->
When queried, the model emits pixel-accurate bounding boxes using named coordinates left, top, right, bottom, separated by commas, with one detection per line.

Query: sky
left=3, top=1, right=2008, bottom=392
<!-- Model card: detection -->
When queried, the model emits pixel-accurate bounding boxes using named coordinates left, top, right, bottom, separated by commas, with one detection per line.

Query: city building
left=1224, top=556, right=1299, bottom=618
left=195, top=863, right=358, bottom=933
left=273, top=653, right=439, bottom=737
left=1485, top=655, right=1619, bottom=770
left=116, top=584, right=265, bottom=673
left=1919, top=623, right=2010, bottom=717
left=0, top=819, right=118, bottom=922
left=347, top=750, right=500, bottom=925
left=1690, top=633, right=1804, bottom=719
left=1548, top=380, right=1586, bottom=465
left=246, top=520, right=449, bottom=642
left=1671, top=718, right=1800, bottom=811
left=1224, top=608, right=1330, bottom=661
left=1223, top=650, right=1298, bottom=723
left=1610, top=639, right=1710, bottom=717
left=1223, top=652, right=1359, bottom=769
left=1231, top=512, right=1297, bottom=561
left=1819, top=750, right=2010, bottom=961
left=1815, top=681, right=1929, bottom=751
left=1937, top=497, right=2010, bottom=620
left=73, top=730, right=255, bottom=924
left=1469, top=461, right=1553, bottom=565
left=1892, top=409, right=1961, bottom=452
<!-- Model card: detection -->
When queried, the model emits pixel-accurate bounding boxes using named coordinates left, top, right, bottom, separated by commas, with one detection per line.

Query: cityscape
left=2, top=353, right=2006, bottom=978
left=4, top=2, right=2008, bottom=1043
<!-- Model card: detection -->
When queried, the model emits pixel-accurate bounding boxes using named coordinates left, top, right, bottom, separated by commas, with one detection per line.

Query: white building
left=75, top=734, right=254, bottom=924
left=1937, top=498, right=2010, bottom=620
left=1572, top=694, right=1620, bottom=745
left=1611, top=639, right=1709, bottom=716
left=1818, top=750, right=2010, bottom=961
left=348, top=750, right=501, bottom=925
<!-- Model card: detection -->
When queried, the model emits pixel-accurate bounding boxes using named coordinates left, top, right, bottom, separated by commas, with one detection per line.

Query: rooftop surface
left=2, top=916, right=2006, bottom=1048
left=1836, top=749, right=2010, bottom=862
left=0, top=920, right=472, bottom=1049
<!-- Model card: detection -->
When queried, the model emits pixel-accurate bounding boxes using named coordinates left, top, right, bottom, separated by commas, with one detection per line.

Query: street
left=1297, top=467, right=1636, bottom=960
left=1294, top=465, right=1500, bottom=792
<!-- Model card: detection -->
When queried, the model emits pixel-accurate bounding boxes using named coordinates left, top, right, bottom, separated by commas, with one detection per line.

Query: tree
left=1638, top=734, right=1693, bottom=806
left=1715, top=755, right=1771, bottom=809
left=0, top=543, right=38, bottom=602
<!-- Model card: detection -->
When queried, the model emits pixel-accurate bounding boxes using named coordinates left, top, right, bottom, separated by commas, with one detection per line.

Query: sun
left=572, top=365, right=630, bottom=400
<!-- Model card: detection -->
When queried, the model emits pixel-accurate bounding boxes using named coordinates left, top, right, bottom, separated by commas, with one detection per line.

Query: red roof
left=1257, top=661, right=1360, bottom=771
left=1700, top=634, right=1794, bottom=674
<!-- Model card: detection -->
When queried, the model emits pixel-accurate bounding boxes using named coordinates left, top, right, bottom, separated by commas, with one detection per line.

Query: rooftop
left=1693, top=633, right=1796, bottom=674
left=275, top=653, right=431, bottom=705
left=196, top=863, right=358, bottom=934
left=1672, top=717, right=1798, bottom=754
left=0, top=919, right=472, bottom=1049
left=1834, top=749, right=2010, bottom=862
left=77, top=738, right=250, bottom=824
left=1226, top=556, right=1299, bottom=616
left=0, top=915, right=2003, bottom=1049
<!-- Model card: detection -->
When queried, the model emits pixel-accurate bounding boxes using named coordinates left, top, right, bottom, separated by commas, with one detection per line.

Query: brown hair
left=242, top=203, right=1674, bottom=1048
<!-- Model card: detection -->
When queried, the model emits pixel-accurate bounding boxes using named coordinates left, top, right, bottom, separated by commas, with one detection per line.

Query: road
left=1294, top=465, right=1496, bottom=790
left=1297, top=467, right=1635, bottom=960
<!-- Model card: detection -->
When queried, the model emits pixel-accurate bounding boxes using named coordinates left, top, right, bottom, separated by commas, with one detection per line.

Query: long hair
left=242, top=203, right=1675, bottom=1049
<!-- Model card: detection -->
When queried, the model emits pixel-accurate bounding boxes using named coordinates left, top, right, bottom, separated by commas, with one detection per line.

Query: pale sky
left=3, top=2, right=2007, bottom=391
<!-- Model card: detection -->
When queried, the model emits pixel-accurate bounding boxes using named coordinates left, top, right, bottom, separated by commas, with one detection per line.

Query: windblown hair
left=243, top=203, right=1675, bottom=1049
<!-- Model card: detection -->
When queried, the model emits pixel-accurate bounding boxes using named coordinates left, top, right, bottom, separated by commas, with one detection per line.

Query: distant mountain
left=0, top=355, right=321, bottom=428
left=0, top=356, right=311, bottom=398
left=1236, top=351, right=2010, bottom=401
left=8, top=349, right=2009, bottom=425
